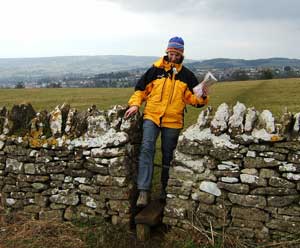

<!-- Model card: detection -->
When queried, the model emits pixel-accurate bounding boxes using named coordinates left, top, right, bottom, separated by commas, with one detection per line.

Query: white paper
left=193, top=71, right=218, bottom=98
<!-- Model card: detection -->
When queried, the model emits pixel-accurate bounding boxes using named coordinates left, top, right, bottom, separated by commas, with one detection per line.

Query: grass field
left=1, top=78, right=300, bottom=126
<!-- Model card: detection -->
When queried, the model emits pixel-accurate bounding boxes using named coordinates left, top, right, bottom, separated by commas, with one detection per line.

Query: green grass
left=0, top=88, right=134, bottom=111
left=1, top=78, right=299, bottom=123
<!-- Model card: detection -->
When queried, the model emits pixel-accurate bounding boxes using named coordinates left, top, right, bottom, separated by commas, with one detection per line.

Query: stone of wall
left=163, top=102, right=300, bottom=241
left=0, top=103, right=142, bottom=225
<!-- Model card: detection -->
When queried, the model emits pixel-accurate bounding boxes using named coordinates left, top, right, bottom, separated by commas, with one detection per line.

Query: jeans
left=137, top=119, right=181, bottom=191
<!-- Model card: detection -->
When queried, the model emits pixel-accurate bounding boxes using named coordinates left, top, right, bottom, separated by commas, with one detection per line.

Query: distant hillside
left=0, top=55, right=161, bottom=84
left=0, top=55, right=300, bottom=85
left=187, top=57, right=300, bottom=69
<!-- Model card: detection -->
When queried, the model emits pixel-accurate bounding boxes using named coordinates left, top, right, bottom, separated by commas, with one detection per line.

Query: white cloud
left=0, top=0, right=299, bottom=59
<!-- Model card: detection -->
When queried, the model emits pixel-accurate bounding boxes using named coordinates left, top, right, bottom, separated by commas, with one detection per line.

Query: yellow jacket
left=128, top=56, right=209, bottom=128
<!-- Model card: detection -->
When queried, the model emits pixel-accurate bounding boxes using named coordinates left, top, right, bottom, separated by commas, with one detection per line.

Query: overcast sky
left=0, top=0, right=299, bottom=60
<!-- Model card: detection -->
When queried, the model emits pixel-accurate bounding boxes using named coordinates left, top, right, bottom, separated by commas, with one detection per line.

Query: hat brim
left=166, top=48, right=184, bottom=55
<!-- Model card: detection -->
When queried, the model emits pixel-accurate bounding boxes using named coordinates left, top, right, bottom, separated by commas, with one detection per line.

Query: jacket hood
left=153, top=56, right=183, bottom=73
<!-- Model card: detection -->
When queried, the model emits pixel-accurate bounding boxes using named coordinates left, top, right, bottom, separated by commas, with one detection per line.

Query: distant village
left=8, top=65, right=300, bottom=89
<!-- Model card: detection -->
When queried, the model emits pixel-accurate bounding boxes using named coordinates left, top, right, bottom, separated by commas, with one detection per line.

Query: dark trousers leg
left=161, top=127, right=181, bottom=190
left=137, top=120, right=160, bottom=191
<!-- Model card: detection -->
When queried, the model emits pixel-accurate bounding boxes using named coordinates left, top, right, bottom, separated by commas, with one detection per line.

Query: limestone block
left=279, top=162, right=300, bottom=172
left=240, top=174, right=267, bottom=186
left=39, top=210, right=63, bottom=220
left=71, top=128, right=129, bottom=148
left=217, top=161, right=240, bottom=171
left=5, top=158, right=23, bottom=174
left=108, top=156, right=130, bottom=177
left=211, top=103, right=230, bottom=135
left=269, top=177, right=295, bottom=188
left=196, top=168, right=217, bottom=182
left=231, top=207, right=269, bottom=222
left=244, top=107, right=258, bottom=133
left=250, top=187, right=297, bottom=195
left=99, top=186, right=132, bottom=200
left=92, top=147, right=128, bottom=158
left=32, top=183, right=48, bottom=191
left=0, top=140, right=4, bottom=150
left=288, top=153, right=300, bottom=163
left=217, top=182, right=249, bottom=194
left=49, top=106, right=63, bottom=137
left=197, top=203, right=228, bottom=219
left=35, top=194, right=49, bottom=207
left=10, top=192, right=25, bottom=199
left=65, top=108, right=77, bottom=135
left=246, top=150, right=256, bottom=157
left=10, top=103, right=36, bottom=134
left=120, top=109, right=142, bottom=134
left=228, top=102, right=246, bottom=135
left=278, top=206, right=300, bottom=216
left=46, top=161, right=66, bottom=174
left=164, top=198, right=193, bottom=219
left=282, top=173, right=300, bottom=181
left=169, top=165, right=194, bottom=181
left=252, top=128, right=282, bottom=142
left=209, top=148, right=242, bottom=161
left=2, top=184, right=19, bottom=192
left=50, top=190, right=79, bottom=206
left=198, top=191, right=215, bottom=204
left=293, top=113, right=300, bottom=133
left=244, top=157, right=281, bottom=169
left=173, top=150, right=205, bottom=173
left=199, top=181, right=221, bottom=196
left=274, top=141, right=300, bottom=151
left=214, top=171, right=240, bottom=178
left=232, top=218, right=264, bottom=229
left=65, top=169, right=93, bottom=178
left=197, top=106, right=213, bottom=129
left=24, top=163, right=46, bottom=175
left=177, top=135, right=211, bottom=155
left=267, top=195, right=298, bottom=207
left=228, top=193, right=266, bottom=208
left=220, top=177, right=239, bottom=183
left=259, top=151, right=286, bottom=161
left=257, top=110, right=275, bottom=133
left=86, top=114, right=109, bottom=137
left=241, top=168, right=258, bottom=175
left=81, top=195, right=97, bottom=209
left=266, top=219, right=300, bottom=234
left=50, top=174, right=65, bottom=181
left=259, top=169, right=279, bottom=178
left=167, top=180, right=193, bottom=196
left=83, top=162, right=108, bottom=174
left=50, top=203, right=68, bottom=210
left=108, top=200, right=131, bottom=214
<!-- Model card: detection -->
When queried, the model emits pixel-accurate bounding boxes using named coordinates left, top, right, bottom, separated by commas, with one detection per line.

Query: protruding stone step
left=135, top=199, right=165, bottom=241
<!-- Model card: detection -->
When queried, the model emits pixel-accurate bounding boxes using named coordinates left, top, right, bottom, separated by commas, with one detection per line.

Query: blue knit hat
left=166, top=36, right=184, bottom=55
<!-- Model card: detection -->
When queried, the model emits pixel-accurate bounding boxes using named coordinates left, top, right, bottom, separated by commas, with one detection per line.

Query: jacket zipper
left=169, top=67, right=177, bottom=104
left=160, top=76, right=167, bottom=102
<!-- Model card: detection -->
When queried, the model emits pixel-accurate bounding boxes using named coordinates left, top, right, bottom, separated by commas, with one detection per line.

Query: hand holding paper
left=193, top=71, right=218, bottom=98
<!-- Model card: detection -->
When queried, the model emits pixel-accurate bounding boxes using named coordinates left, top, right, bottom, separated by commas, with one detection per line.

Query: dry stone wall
left=2, top=101, right=300, bottom=242
left=163, top=102, right=300, bottom=241
left=0, top=103, right=142, bottom=225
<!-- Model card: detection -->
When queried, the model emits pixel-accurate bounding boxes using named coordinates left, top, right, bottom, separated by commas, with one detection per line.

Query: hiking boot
left=136, top=190, right=150, bottom=207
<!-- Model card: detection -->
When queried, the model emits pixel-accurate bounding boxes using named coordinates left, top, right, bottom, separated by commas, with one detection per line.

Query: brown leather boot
left=136, top=190, right=150, bottom=207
